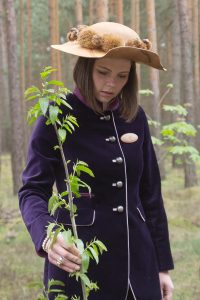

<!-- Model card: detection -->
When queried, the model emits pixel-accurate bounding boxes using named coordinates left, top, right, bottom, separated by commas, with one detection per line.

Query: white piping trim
left=111, top=112, right=137, bottom=300
left=137, top=207, right=146, bottom=222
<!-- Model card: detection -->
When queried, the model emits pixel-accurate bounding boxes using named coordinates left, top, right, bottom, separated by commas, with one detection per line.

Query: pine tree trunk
left=96, top=0, right=108, bottom=22
left=117, top=0, right=123, bottom=23
left=146, top=0, right=165, bottom=178
left=75, top=0, right=83, bottom=25
left=171, top=0, right=182, bottom=168
left=0, top=1, right=10, bottom=153
left=89, top=0, right=93, bottom=24
left=27, top=0, right=32, bottom=87
left=193, top=0, right=200, bottom=150
left=20, top=0, right=27, bottom=157
left=5, top=0, right=24, bottom=194
left=49, top=0, right=62, bottom=80
left=177, top=0, right=198, bottom=187
left=130, top=0, right=140, bottom=92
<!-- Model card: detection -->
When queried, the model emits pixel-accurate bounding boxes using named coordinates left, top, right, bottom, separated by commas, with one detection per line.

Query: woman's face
left=92, top=57, right=131, bottom=108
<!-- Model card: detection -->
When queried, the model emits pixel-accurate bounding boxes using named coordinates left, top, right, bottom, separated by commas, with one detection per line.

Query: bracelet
left=42, top=236, right=50, bottom=253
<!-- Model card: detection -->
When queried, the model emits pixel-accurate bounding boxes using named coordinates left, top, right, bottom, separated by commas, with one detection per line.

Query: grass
left=0, top=153, right=200, bottom=299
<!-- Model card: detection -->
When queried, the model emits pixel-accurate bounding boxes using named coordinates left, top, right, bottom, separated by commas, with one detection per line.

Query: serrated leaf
left=94, top=240, right=107, bottom=253
left=48, top=80, right=64, bottom=87
left=81, top=251, right=90, bottom=273
left=79, top=273, right=91, bottom=288
left=48, top=279, right=65, bottom=288
left=49, top=105, right=59, bottom=124
left=39, top=98, right=49, bottom=115
left=46, top=222, right=57, bottom=237
left=88, top=246, right=99, bottom=264
left=75, top=239, right=84, bottom=253
left=24, top=86, right=41, bottom=98
left=58, top=128, right=67, bottom=143
left=76, top=165, right=94, bottom=177
left=62, top=229, right=73, bottom=246
left=48, top=194, right=58, bottom=213
left=26, top=94, right=41, bottom=101
left=61, top=191, right=68, bottom=197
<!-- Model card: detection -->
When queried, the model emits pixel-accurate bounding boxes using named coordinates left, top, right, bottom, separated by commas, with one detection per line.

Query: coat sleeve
left=139, top=108, right=174, bottom=271
left=18, top=116, right=60, bottom=257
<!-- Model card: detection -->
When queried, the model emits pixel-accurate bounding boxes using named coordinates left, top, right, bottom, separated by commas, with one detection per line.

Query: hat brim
left=51, top=41, right=166, bottom=70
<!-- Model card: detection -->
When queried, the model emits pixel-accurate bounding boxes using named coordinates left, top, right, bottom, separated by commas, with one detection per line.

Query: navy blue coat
left=19, top=93, right=174, bottom=300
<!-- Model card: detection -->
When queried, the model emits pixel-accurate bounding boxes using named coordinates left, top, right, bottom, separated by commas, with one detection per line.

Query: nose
left=106, top=77, right=115, bottom=87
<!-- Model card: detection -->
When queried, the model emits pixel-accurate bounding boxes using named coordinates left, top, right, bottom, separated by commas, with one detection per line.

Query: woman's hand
left=159, top=271, right=174, bottom=300
left=47, top=233, right=82, bottom=273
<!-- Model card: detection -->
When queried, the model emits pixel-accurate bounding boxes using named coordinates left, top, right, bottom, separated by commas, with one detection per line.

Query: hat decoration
left=67, top=25, right=152, bottom=54
left=51, top=22, right=165, bottom=70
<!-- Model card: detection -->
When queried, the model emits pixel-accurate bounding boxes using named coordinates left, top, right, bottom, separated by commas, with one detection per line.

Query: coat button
left=112, top=157, right=123, bottom=164
left=105, top=136, right=116, bottom=142
left=100, top=115, right=111, bottom=121
left=112, top=181, right=123, bottom=188
left=113, top=206, right=124, bottom=213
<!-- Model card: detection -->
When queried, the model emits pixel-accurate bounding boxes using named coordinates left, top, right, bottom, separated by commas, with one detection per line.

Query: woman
left=19, top=22, right=174, bottom=300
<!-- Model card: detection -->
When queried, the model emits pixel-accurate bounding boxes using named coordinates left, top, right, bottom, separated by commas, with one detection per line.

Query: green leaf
left=76, top=165, right=95, bottom=177
left=48, top=80, right=64, bottom=87
left=75, top=238, right=84, bottom=254
left=88, top=246, right=99, bottom=264
left=58, top=128, right=67, bottom=143
left=81, top=251, right=90, bottom=273
left=46, top=222, right=57, bottom=237
left=62, top=229, right=74, bottom=246
left=95, top=240, right=107, bottom=253
left=40, top=69, right=57, bottom=80
left=63, top=123, right=73, bottom=134
left=39, top=98, right=49, bottom=116
left=61, top=191, right=68, bottom=197
left=163, top=104, right=188, bottom=116
left=139, top=89, right=154, bottom=96
left=49, top=105, right=59, bottom=124
left=48, top=194, right=59, bottom=213
left=24, top=86, right=41, bottom=98
left=48, top=279, right=65, bottom=288
left=151, top=136, right=164, bottom=146
left=26, top=94, right=41, bottom=101
left=79, top=273, right=91, bottom=288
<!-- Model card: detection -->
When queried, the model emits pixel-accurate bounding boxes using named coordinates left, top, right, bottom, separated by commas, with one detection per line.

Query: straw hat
left=51, top=22, right=165, bottom=70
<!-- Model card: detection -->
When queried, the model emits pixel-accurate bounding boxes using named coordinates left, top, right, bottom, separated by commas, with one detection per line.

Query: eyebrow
left=97, top=66, right=130, bottom=74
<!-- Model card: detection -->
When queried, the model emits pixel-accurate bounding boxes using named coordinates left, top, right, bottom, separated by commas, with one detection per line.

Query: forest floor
left=0, top=153, right=200, bottom=300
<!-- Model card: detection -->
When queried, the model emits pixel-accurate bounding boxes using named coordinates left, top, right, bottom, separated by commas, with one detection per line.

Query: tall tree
left=117, top=0, right=123, bottom=23
left=27, top=0, right=32, bottom=87
left=177, top=0, right=198, bottom=187
left=0, top=0, right=10, bottom=154
left=193, top=0, right=200, bottom=150
left=89, top=0, right=94, bottom=24
left=146, top=0, right=164, bottom=177
left=96, top=0, right=108, bottom=22
left=49, top=0, right=62, bottom=80
left=5, top=0, right=24, bottom=194
left=0, top=0, right=4, bottom=171
left=130, top=0, right=140, bottom=90
left=75, top=0, right=83, bottom=25
left=20, top=0, right=27, bottom=156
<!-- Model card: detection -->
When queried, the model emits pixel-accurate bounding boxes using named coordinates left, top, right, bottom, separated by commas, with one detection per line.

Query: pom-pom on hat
left=51, top=22, right=166, bottom=70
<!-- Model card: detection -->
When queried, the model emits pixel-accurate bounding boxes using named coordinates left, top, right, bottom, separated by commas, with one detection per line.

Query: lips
left=100, top=91, right=114, bottom=97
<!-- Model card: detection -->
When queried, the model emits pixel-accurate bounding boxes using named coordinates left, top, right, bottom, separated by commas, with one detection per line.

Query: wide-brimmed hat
left=51, top=22, right=165, bottom=70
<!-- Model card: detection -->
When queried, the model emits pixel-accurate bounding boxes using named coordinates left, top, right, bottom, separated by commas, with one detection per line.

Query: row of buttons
left=101, top=114, right=124, bottom=213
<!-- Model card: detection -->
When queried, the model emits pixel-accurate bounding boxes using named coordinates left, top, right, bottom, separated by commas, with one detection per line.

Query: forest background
left=0, top=0, right=200, bottom=299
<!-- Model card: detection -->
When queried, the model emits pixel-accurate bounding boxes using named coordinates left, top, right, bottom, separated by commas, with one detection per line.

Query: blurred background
left=0, top=0, right=200, bottom=299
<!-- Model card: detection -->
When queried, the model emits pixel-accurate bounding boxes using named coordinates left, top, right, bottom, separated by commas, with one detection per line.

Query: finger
left=51, top=256, right=80, bottom=273
left=51, top=243, right=82, bottom=264
left=57, top=234, right=81, bottom=258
